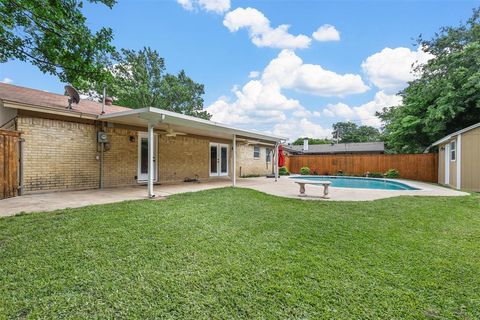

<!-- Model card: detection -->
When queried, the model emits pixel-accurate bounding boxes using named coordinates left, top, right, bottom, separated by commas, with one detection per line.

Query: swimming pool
left=291, top=176, right=419, bottom=191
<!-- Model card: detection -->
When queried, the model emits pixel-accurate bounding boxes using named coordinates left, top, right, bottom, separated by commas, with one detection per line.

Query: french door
left=138, top=132, right=158, bottom=182
left=210, top=143, right=229, bottom=177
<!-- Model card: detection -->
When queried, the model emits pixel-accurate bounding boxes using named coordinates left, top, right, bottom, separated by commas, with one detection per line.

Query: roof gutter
left=99, top=107, right=286, bottom=142
left=2, top=100, right=98, bottom=120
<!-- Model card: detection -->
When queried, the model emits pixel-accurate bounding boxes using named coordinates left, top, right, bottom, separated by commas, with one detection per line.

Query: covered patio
left=98, top=107, right=284, bottom=198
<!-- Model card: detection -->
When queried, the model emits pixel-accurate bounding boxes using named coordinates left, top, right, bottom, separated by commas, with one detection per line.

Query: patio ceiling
left=98, top=107, right=285, bottom=143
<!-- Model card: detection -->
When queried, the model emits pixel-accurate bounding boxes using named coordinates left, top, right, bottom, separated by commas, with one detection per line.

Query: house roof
left=285, top=142, right=385, bottom=154
left=0, top=82, right=130, bottom=116
left=0, top=83, right=284, bottom=143
left=430, top=122, right=480, bottom=146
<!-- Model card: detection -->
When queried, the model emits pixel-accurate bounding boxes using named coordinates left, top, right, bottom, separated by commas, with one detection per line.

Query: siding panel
left=461, top=127, right=480, bottom=192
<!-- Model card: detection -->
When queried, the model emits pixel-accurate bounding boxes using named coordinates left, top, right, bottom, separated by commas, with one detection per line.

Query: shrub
left=385, top=169, right=400, bottom=178
left=279, top=167, right=290, bottom=176
left=367, top=172, right=384, bottom=178
left=300, top=167, right=310, bottom=175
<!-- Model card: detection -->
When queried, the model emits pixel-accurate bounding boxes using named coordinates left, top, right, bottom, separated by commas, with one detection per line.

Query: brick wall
left=18, top=114, right=275, bottom=192
left=158, top=135, right=210, bottom=182
left=236, top=144, right=274, bottom=177
left=17, top=116, right=100, bottom=192
left=103, top=127, right=138, bottom=187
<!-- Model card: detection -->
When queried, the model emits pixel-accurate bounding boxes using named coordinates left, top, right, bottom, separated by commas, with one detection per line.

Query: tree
left=332, top=121, right=382, bottom=143
left=0, top=0, right=116, bottom=86
left=292, top=137, right=332, bottom=145
left=332, top=122, right=357, bottom=142
left=159, top=71, right=210, bottom=120
left=84, top=47, right=211, bottom=120
left=378, top=8, right=480, bottom=153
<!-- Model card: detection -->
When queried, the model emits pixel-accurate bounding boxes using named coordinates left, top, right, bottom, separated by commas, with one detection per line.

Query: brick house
left=0, top=83, right=283, bottom=197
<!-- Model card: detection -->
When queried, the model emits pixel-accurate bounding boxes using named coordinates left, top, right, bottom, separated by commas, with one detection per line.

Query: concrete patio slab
left=241, top=177, right=469, bottom=201
left=0, top=177, right=469, bottom=217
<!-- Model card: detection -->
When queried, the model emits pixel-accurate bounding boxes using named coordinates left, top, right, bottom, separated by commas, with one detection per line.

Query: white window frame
left=253, top=146, right=260, bottom=159
left=450, top=140, right=456, bottom=162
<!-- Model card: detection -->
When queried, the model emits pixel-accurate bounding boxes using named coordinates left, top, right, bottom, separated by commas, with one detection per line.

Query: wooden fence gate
left=286, top=153, right=438, bottom=183
left=0, top=129, right=21, bottom=199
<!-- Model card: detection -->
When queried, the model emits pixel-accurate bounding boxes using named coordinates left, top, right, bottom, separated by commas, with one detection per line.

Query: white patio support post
left=232, top=134, right=237, bottom=187
left=147, top=120, right=156, bottom=198
left=274, top=142, right=279, bottom=182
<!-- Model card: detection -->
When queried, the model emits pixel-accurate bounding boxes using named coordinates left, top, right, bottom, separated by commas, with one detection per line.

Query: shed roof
left=430, top=122, right=480, bottom=146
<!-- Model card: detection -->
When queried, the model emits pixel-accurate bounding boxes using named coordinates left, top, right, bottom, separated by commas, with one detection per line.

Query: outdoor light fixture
left=129, top=135, right=136, bottom=142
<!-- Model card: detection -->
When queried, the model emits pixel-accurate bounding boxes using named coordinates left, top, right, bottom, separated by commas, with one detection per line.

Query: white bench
left=294, top=180, right=332, bottom=199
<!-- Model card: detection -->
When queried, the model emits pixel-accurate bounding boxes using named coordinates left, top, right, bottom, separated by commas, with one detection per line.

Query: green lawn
left=1, top=189, right=479, bottom=319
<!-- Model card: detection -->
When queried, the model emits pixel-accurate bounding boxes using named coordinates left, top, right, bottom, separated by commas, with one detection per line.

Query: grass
left=0, top=188, right=479, bottom=319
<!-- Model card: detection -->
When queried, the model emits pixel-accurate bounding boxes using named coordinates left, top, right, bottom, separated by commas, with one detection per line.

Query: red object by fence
left=278, top=145, right=285, bottom=167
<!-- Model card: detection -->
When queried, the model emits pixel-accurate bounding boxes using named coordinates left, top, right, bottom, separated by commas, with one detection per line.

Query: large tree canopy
left=0, top=0, right=116, bottom=85
left=378, top=8, right=480, bottom=153
left=85, top=47, right=210, bottom=120
left=292, top=137, right=332, bottom=145
left=332, top=121, right=382, bottom=143
left=81, top=47, right=211, bottom=119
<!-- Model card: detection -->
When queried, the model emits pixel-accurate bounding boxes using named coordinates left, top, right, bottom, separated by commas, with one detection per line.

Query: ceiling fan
left=160, top=125, right=187, bottom=137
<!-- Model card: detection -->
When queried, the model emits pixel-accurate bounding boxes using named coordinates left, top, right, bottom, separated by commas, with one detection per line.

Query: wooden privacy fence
left=0, top=129, right=21, bottom=199
left=286, top=153, right=438, bottom=183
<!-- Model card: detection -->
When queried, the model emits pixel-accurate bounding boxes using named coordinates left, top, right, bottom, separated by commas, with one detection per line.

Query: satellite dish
left=64, top=85, right=80, bottom=109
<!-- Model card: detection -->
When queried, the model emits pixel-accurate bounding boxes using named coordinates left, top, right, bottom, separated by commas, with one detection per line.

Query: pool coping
left=289, top=175, right=435, bottom=192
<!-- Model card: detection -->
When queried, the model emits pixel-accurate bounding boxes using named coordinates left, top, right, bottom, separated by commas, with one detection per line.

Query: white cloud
left=206, top=79, right=301, bottom=125
left=273, top=118, right=331, bottom=141
left=312, top=24, right=340, bottom=42
left=1, top=77, right=13, bottom=84
left=322, top=91, right=402, bottom=127
left=207, top=50, right=368, bottom=128
left=223, top=7, right=311, bottom=49
left=361, top=47, right=433, bottom=93
left=248, top=71, right=260, bottom=78
left=262, top=50, right=369, bottom=97
left=206, top=50, right=370, bottom=141
left=177, top=0, right=230, bottom=14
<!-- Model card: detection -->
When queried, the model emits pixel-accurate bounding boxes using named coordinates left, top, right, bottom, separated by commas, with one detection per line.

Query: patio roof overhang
left=98, top=107, right=285, bottom=143
left=99, top=107, right=284, bottom=198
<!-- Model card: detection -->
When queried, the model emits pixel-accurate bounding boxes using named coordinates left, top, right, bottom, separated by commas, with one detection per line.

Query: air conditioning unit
left=97, top=131, right=108, bottom=143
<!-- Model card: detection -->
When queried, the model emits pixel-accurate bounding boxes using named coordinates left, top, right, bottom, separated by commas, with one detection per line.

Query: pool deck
left=247, top=176, right=468, bottom=201
left=0, top=177, right=469, bottom=217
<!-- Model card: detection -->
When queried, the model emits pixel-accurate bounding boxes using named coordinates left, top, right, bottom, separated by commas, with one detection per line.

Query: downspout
left=99, top=121, right=105, bottom=189
left=18, top=137, right=24, bottom=196
left=99, top=84, right=106, bottom=188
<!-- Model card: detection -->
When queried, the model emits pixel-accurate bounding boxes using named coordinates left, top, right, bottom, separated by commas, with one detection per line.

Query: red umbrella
left=278, top=144, right=285, bottom=167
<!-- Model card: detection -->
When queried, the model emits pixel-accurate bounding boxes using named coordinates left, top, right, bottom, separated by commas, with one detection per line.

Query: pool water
left=291, top=176, right=419, bottom=191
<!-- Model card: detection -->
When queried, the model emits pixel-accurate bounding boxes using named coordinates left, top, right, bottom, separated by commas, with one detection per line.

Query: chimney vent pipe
left=303, top=138, right=309, bottom=151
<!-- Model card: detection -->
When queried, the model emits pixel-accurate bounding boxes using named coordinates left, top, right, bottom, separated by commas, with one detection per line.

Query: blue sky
left=1, top=0, right=478, bottom=140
